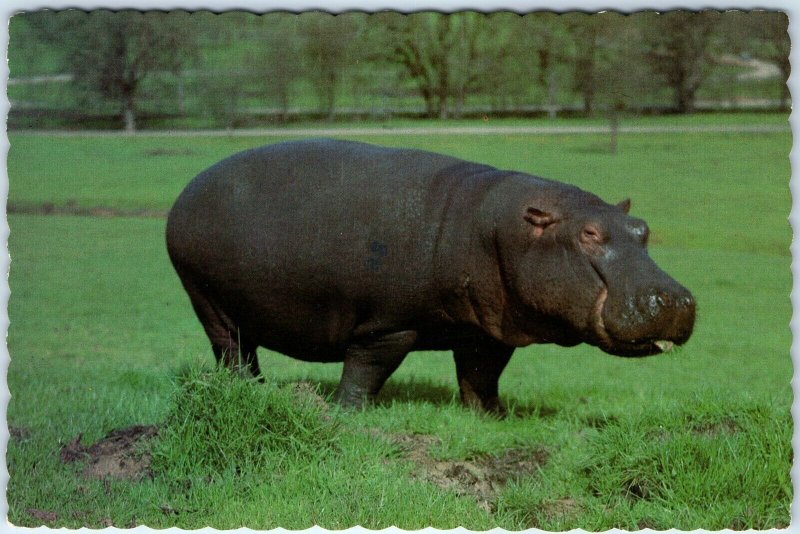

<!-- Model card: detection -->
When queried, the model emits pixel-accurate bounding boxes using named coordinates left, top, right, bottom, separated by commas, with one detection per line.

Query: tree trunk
left=675, top=85, right=695, bottom=114
left=123, top=96, right=136, bottom=132
left=454, top=88, right=465, bottom=119
left=672, top=67, right=695, bottom=114
left=576, top=26, right=597, bottom=117
left=437, top=96, right=448, bottom=119
left=278, top=89, right=290, bottom=124
left=177, top=72, right=185, bottom=114
left=434, top=64, right=448, bottom=119
left=325, top=72, right=337, bottom=122
left=547, top=69, right=558, bottom=120
left=421, top=90, right=436, bottom=118
left=583, top=90, right=595, bottom=116
left=435, top=56, right=449, bottom=119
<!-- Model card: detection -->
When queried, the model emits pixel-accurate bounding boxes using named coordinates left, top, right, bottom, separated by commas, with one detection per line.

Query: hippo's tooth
left=654, top=340, right=674, bottom=352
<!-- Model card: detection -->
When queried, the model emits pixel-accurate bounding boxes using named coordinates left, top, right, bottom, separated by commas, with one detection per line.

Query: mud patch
left=392, top=432, right=548, bottom=512
left=26, top=508, right=59, bottom=524
left=691, top=418, right=740, bottom=437
left=60, top=425, right=158, bottom=481
left=10, top=425, right=32, bottom=441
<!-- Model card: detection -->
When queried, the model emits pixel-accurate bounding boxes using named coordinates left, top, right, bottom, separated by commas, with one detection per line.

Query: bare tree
left=511, top=13, right=575, bottom=118
left=563, top=12, right=660, bottom=151
left=598, top=15, right=660, bottom=151
left=641, top=11, right=720, bottom=113
left=252, top=13, right=304, bottom=123
left=30, top=10, right=198, bottom=131
left=566, top=14, right=600, bottom=115
left=299, top=12, right=363, bottom=120
left=375, top=12, right=492, bottom=119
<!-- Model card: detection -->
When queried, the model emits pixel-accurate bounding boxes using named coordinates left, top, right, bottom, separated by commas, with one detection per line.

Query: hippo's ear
left=524, top=207, right=558, bottom=237
left=617, top=198, right=631, bottom=214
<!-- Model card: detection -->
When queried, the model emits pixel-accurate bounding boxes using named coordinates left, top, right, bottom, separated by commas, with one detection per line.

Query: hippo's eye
left=581, top=225, right=603, bottom=244
left=580, top=224, right=605, bottom=247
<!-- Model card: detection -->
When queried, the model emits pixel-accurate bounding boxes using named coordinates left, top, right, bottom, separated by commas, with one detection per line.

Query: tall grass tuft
left=150, top=366, right=340, bottom=483
left=579, top=399, right=792, bottom=529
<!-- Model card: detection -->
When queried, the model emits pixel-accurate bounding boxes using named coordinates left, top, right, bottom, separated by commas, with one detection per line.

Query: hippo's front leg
left=334, top=330, right=417, bottom=408
left=453, top=337, right=514, bottom=415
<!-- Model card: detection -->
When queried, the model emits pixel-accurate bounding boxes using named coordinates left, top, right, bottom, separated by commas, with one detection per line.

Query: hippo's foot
left=453, top=338, right=514, bottom=417
left=332, top=383, right=374, bottom=410
left=460, top=391, right=507, bottom=417
left=334, top=330, right=417, bottom=410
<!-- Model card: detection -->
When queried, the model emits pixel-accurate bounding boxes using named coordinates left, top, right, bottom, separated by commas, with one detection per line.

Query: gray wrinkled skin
left=166, top=139, right=695, bottom=412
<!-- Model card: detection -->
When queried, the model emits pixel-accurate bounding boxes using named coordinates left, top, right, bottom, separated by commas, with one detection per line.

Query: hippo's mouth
left=590, top=286, right=677, bottom=357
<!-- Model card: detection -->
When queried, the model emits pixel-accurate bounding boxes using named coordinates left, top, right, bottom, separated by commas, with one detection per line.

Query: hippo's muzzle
left=591, top=281, right=696, bottom=357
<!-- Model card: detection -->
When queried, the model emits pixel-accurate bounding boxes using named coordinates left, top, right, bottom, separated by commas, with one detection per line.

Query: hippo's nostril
left=644, top=294, right=660, bottom=317
left=640, top=289, right=695, bottom=312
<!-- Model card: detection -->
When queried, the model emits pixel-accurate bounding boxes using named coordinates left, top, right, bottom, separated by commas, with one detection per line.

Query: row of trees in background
left=9, top=10, right=790, bottom=130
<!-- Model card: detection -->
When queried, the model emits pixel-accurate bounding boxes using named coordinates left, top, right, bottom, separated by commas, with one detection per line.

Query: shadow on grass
left=504, top=401, right=561, bottom=420
left=569, top=144, right=615, bottom=155
left=378, top=378, right=460, bottom=407
left=279, top=377, right=460, bottom=408
left=171, top=362, right=564, bottom=420
left=275, top=376, right=562, bottom=420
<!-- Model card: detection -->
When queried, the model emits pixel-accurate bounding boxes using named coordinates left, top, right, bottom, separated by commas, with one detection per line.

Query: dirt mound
left=26, top=508, right=58, bottom=523
left=60, top=425, right=158, bottom=481
left=392, top=432, right=548, bottom=512
left=291, top=381, right=331, bottom=413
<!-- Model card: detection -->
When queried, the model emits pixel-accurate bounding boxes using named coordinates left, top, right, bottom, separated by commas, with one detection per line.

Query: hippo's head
left=494, top=182, right=695, bottom=356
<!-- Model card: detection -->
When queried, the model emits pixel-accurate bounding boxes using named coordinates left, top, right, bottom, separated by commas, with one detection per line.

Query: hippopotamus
left=166, top=139, right=695, bottom=412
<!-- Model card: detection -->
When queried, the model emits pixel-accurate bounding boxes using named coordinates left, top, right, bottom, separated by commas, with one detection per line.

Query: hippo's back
left=165, top=139, right=481, bottom=358
left=168, top=139, right=462, bottom=267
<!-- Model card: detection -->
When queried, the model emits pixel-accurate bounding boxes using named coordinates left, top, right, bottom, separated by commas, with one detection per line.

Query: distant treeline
left=8, top=10, right=789, bottom=130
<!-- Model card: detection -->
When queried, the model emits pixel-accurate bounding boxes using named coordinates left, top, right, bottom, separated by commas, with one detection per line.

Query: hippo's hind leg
left=179, top=276, right=261, bottom=379
left=334, top=330, right=417, bottom=409
left=211, top=333, right=261, bottom=379
left=453, top=337, right=514, bottom=415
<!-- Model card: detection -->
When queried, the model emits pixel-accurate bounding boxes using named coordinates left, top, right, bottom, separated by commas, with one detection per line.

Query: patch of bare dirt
left=26, top=508, right=59, bottom=524
left=391, top=432, right=548, bottom=512
left=60, top=425, right=158, bottom=481
left=543, top=497, right=580, bottom=517
left=8, top=201, right=167, bottom=219
left=143, top=147, right=195, bottom=157
left=9, top=425, right=31, bottom=441
left=291, top=380, right=330, bottom=413
left=636, top=517, right=660, bottom=529
left=691, top=418, right=740, bottom=437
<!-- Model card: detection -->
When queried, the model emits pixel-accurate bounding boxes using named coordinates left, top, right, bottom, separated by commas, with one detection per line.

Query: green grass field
left=6, top=114, right=793, bottom=529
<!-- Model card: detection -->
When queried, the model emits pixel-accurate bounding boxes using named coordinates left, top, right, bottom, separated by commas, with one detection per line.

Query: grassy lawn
left=6, top=115, right=792, bottom=529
